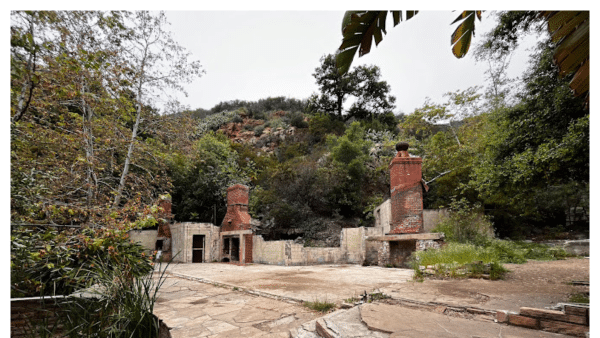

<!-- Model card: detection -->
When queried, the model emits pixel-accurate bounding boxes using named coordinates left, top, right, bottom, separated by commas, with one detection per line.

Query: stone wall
left=364, top=227, right=384, bottom=265
left=373, top=199, right=391, bottom=234
left=128, top=229, right=159, bottom=252
left=497, top=304, right=589, bottom=337
left=170, top=222, right=220, bottom=263
left=373, top=201, right=450, bottom=235
left=253, top=236, right=287, bottom=265
left=252, top=227, right=371, bottom=266
left=423, top=209, right=449, bottom=233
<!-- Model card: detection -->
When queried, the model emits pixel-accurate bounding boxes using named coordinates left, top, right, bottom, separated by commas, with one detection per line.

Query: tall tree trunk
left=113, top=50, right=147, bottom=208
left=81, top=80, right=96, bottom=209
left=12, top=19, right=36, bottom=124
left=113, top=100, right=142, bottom=208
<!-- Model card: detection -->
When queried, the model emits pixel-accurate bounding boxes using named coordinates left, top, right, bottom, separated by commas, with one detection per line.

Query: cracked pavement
left=154, top=275, right=319, bottom=337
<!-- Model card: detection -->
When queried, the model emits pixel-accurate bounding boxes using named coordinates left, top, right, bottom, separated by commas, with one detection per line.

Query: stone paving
left=154, top=275, right=320, bottom=338
left=164, top=263, right=414, bottom=304
left=155, top=263, right=584, bottom=337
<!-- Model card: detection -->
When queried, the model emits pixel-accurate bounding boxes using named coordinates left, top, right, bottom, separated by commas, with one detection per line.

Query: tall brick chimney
left=221, top=184, right=251, bottom=232
left=388, top=142, right=424, bottom=234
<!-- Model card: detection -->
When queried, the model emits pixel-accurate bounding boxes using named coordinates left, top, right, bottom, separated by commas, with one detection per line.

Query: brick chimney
left=388, top=142, right=424, bottom=234
left=221, top=184, right=252, bottom=232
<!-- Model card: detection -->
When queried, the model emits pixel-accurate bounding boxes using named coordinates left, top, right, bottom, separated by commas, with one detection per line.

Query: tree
left=478, top=11, right=589, bottom=106
left=469, top=38, right=588, bottom=237
left=336, top=10, right=589, bottom=104
left=308, top=54, right=396, bottom=123
left=10, top=11, right=200, bottom=224
left=170, top=132, right=252, bottom=222
left=112, top=11, right=204, bottom=208
left=10, top=11, right=136, bottom=222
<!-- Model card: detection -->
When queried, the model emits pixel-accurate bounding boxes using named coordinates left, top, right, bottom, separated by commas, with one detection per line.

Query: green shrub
left=254, top=125, right=265, bottom=136
left=308, top=113, right=345, bottom=139
left=286, top=111, right=309, bottom=128
left=11, top=226, right=153, bottom=298
left=251, top=110, right=267, bottom=121
left=30, top=259, right=170, bottom=338
left=432, top=198, right=493, bottom=244
left=268, top=117, right=287, bottom=130
left=411, top=237, right=569, bottom=281
left=243, top=124, right=253, bottom=131
left=232, top=114, right=243, bottom=123
left=196, top=110, right=238, bottom=135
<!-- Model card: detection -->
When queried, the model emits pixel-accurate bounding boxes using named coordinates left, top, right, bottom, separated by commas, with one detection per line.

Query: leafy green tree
left=308, top=54, right=396, bottom=124
left=470, top=38, right=588, bottom=237
left=170, top=132, right=253, bottom=222
left=113, top=11, right=204, bottom=208
left=477, top=11, right=589, bottom=104
left=10, top=11, right=199, bottom=224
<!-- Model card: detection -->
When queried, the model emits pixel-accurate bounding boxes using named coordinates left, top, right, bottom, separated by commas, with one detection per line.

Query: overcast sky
left=164, top=10, right=542, bottom=114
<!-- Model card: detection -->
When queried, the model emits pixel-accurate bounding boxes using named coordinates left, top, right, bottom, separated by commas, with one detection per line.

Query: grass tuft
left=304, top=299, right=336, bottom=313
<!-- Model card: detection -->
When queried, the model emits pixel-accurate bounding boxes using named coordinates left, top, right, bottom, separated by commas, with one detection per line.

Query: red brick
left=540, top=320, right=588, bottom=336
left=221, top=184, right=252, bottom=232
left=564, top=305, right=589, bottom=317
left=389, top=150, right=424, bottom=234
left=434, top=306, right=447, bottom=314
left=244, top=234, right=253, bottom=263
left=508, top=314, right=539, bottom=329
left=520, top=307, right=587, bottom=325
left=496, top=310, right=509, bottom=323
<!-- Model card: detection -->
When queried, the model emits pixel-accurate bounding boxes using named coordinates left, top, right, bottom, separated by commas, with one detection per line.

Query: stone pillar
left=378, top=241, right=390, bottom=266
left=389, top=142, right=424, bottom=234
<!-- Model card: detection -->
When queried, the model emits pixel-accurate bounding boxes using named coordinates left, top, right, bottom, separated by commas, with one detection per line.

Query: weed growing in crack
left=303, top=299, right=336, bottom=313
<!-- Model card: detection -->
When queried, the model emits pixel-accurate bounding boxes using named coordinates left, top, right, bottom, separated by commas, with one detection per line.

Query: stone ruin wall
left=252, top=227, right=367, bottom=266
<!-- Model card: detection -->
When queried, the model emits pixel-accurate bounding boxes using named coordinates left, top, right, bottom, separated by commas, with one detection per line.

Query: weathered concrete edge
left=165, top=270, right=305, bottom=305
left=386, top=295, right=498, bottom=320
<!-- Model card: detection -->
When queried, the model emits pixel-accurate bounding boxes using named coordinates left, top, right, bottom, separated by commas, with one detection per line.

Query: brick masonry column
left=244, top=234, right=253, bottom=263
left=221, top=184, right=251, bottom=232
left=389, top=142, right=424, bottom=234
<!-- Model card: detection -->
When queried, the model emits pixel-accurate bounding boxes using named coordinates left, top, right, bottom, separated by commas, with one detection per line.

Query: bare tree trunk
left=447, top=120, right=462, bottom=147
left=81, top=80, right=97, bottom=208
left=12, top=19, right=36, bottom=124
left=113, top=100, right=142, bottom=208
left=113, top=51, right=147, bottom=208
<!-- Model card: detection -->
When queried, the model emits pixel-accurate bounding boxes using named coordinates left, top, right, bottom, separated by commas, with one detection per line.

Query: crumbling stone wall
left=253, top=236, right=286, bottom=265
left=170, top=222, right=220, bottom=263
left=253, top=228, right=368, bottom=266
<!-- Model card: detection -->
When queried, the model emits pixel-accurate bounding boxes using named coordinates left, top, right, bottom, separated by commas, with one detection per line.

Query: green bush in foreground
left=20, top=257, right=169, bottom=338
left=411, top=240, right=570, bottom=280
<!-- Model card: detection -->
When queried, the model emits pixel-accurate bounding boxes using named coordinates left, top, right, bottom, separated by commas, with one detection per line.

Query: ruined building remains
left=129, top=142, right=443, bottom=267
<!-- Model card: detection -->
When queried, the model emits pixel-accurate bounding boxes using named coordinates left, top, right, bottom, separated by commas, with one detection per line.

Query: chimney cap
left=396, top=142, right=409, bottom=152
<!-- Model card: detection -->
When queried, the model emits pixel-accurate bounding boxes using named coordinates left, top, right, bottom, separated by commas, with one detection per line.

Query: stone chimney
left=388, top=142, right=424, bottom=234
left=221, top=184, right=252, bottom=232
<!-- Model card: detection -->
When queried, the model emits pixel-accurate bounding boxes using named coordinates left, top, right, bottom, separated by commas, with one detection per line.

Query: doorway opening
left=222, top=236, right=240, bottom=262
left=192, top=235, right=205, bottom=263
